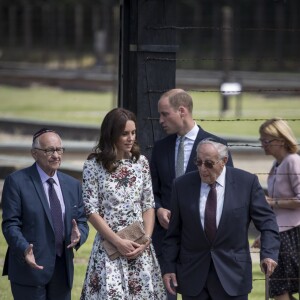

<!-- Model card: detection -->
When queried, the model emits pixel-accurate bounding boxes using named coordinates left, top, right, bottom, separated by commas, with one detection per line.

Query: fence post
left=23, top=1, right=32, bottom=52
left=118, top=0, right=177, bottom=158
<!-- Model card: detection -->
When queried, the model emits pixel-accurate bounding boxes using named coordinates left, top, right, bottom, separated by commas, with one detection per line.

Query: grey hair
left=196, top=139, right=228, bottom=159
left=32, top=138, right=40, bottom=149
left=31, top=133, right=62, bottom=149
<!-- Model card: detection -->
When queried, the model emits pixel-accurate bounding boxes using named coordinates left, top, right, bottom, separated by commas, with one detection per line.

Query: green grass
left=0, top=85, right=299, bottom=139
left=0, top=85, right=116, bottom=125
left=190, top=91, right=300, bottom=138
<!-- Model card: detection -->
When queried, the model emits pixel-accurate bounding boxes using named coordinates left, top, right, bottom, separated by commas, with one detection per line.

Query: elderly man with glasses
left=162, top=139, right=280, bottom=300
left=2, top=128, right=89, bottom=300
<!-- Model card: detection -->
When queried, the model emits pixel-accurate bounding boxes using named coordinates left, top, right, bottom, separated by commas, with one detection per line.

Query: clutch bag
left=102, top=221, right=148, bottom=260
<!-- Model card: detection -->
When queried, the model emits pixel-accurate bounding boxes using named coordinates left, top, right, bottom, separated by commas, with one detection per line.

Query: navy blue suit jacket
left=163, top=168, right=280, bottom=297
left=150, top=126, right=233, bottom=256
left=2, top=163, right=89, bottom=288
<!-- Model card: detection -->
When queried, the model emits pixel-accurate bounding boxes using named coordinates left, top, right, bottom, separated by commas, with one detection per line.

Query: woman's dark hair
left=88, top=108, right=140, bottom=172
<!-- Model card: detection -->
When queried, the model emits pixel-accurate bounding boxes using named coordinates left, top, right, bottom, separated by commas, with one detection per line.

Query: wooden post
left=23, top=2, right=32, bottom=52
left=220, top=5, right=233, bottom=115
left=119, top=0, right=177, bottom=158
left=8, top=5, right=17, bottom=48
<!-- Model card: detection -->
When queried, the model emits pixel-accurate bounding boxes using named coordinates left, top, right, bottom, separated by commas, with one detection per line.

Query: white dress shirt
left=175, top=122, right=199, bottom=173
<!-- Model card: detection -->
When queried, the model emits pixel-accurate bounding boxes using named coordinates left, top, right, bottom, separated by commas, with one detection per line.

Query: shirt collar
left=36, top=163, right=59, bottom=184
left=206, top=166, right=226, bottom=188
left=177, top=122, right=199, bottom=141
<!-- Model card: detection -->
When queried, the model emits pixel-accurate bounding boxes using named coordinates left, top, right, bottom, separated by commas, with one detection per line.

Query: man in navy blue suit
left=163, top=139, right=279, bottom=299
left=2, top=128, right=89, bottom=300
left=150, top=88, right=233, bottom=299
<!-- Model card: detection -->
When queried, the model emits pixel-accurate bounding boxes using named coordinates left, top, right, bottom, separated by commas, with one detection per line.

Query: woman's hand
left=124, top=239, right=151, bottom=260
left=114, top=238, right=140, bottom=256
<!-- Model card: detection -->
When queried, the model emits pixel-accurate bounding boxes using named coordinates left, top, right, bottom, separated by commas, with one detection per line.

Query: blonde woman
left=254, top=118, right=300, bottom=300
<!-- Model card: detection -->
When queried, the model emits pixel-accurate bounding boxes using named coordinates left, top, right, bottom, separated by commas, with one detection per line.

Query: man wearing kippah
left=1, top=128, right=89, bottom=300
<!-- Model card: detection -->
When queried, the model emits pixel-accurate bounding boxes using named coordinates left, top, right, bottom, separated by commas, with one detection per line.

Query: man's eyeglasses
left=259, top=138, right=278, bottom=145
left=34, top=147, right=65, bottom=156
left=194, top=158, right=220, bottom=169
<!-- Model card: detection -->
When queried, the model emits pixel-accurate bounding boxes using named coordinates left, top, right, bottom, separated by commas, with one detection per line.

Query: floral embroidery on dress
left=111, top=166, right=137, bottom=189
left=80, top=155, right=166, bottom=300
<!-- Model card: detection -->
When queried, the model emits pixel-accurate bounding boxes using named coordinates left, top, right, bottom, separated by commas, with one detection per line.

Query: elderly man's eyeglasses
left=194, top=158, right=220, bottom=169
left=34, top=147, right=65, bottom=156
left=259, top=138, right=278, bottom=145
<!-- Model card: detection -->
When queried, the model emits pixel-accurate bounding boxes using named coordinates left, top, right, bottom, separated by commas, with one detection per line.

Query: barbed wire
left=146, top=117, right=300, bottom=122
left=148, top=88, right=300, bottom=94
left=194, top=118, right=300, bottom=122
left=145, top=56, right=300, bottom=64
left=146, top=25, right=300, bottom=32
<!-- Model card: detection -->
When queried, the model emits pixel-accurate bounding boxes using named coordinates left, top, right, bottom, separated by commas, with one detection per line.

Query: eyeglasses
left=259, top=138, right=278, bottom=145
left=194, top=158, right=220, bottom=169
left=34, top=147, right=65, bottom=156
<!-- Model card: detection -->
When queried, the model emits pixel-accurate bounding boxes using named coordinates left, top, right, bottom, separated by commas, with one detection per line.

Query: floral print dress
left=80, top=156, right=166, bottom=300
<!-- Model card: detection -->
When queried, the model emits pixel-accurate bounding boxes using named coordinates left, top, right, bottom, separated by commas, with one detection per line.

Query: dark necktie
left=204, top=182, right=217, bottom=243
left=175, top=136, right=185, bottom=177
left=47, top=178, right=64, bottom=256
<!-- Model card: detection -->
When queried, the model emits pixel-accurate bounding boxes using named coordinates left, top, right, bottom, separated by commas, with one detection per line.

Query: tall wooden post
left=118, top=0, right=177, bottom=158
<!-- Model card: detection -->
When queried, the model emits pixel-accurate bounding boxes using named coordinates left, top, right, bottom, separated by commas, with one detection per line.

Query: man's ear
left=222, top=157, right=228, bottom=166
left=178, top=106, right=186, bottom=117
left=31, top=149, right=37, bottom=161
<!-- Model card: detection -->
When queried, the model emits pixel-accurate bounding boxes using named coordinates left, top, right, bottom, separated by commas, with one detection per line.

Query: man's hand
left=163, top=273, right=178, bottom=295
left=261, top=258, right=277, bottom=276
left=24, top=244, right=44, bottom=270
left=157, top=208, right=171, bottom=229
left=67, top=219, right=81, bottom=248
left=251, top=235, right=261, bottom=248
left=265, top=196, right=273, bottom=207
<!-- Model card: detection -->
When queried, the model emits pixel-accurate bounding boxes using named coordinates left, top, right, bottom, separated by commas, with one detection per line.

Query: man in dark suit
left=150, top=88, right=233, bottom=299
left=2, top=128, right=89, bottom=300
left=163, top=139, right=280, bottom=300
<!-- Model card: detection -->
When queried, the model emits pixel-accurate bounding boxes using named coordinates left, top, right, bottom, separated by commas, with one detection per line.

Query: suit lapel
left=216, top=168, right=235, bottom=238
left=168, top=135, right=177, bottom=178
left=58, top=172, right=71, bottom=237
left=187, top=173, right=206, bottom=237
left=29, top=164, right=53, bottom=229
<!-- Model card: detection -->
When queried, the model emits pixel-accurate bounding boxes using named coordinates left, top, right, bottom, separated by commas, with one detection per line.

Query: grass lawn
left=0, top=85, right=299, bottom=139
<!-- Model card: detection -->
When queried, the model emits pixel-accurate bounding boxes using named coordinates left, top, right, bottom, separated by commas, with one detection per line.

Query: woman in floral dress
left=80, top=108, right=166, bottom=300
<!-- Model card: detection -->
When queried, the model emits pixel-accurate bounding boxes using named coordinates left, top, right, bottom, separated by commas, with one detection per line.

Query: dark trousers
left=182, top=263, right=248, bottom=300
left=11, top=255, right=71, bottom=300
